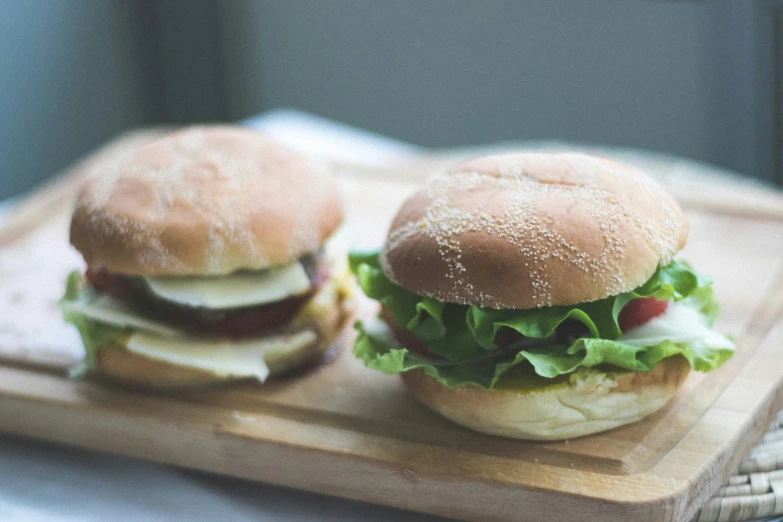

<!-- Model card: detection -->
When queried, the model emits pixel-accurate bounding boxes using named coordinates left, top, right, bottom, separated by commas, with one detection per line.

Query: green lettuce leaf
left=349, top=251, right=734, bottom=389
left=60, top=271, right=126, bottom=377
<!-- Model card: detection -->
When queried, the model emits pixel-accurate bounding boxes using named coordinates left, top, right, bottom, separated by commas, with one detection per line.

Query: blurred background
left=0, top=0, right=779, bottom=199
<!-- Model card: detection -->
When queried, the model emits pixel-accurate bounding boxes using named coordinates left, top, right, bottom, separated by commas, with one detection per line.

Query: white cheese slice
left=143, top=261, right=312, bottom=309
left=125, top=329, right=318, bottom=382
left=61, top=295, right=182, bottom=337
left=323, top=227, right=348, bottom=273
left=619, top=302, right=734, bottom=350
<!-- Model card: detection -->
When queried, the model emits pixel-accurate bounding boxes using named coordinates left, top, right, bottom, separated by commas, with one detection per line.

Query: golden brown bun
left=381, top=152, right=687, bottom=309
left=70, top=126, right=343, bottom=276
left=96, top=345, right=219, bottom=388
left=93, top=269, right=355, bottom=389
left=402, top=356, right=690, bottom=440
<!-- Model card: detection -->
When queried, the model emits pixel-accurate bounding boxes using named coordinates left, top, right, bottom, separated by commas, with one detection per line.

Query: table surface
left=1, top=110, right=782, bottom=522
left=0, top=433, right=452, bottom=522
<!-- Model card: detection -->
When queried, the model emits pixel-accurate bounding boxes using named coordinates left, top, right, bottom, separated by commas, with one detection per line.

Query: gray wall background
left=0, top=0, right=775, bottom=200
left=0, top=1, right=160, bottom=198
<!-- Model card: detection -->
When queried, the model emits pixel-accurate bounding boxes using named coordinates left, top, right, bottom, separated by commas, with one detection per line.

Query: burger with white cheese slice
left=350, top=152, right=735, bottom=440
left=61, top=126, right=354, bottom=387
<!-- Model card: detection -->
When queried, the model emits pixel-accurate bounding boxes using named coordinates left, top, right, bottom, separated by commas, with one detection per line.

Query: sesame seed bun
left=402, top=356, right=690, bottom=440
left=381, top=152, right=688, bottom=309
left=70, top=126, right=343, bottom=276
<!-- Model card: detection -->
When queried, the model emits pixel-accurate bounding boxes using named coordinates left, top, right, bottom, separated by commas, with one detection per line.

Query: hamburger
left=350, top=152, right=735, bottom=440
left=61, top=126, right=354, bottom=387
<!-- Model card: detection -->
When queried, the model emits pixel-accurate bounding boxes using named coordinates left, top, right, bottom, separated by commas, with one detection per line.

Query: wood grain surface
left=0, top=130, right=782, bottom=522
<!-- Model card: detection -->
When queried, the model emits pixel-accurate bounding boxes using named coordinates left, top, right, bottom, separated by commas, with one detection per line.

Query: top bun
left=381, top=152, right=687, bottom=309
left=70, top=126, right=343, bottom=276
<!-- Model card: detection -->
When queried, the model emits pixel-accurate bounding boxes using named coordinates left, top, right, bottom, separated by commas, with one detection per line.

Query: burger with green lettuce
left=61, top=126, right=354, bottom=388
left=350, top=152, right=734, bottom=440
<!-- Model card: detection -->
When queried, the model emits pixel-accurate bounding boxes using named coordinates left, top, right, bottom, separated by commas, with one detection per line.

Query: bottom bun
left=401, top=355, right=690, bottom=440
left=94, top=270, right=355, bottom=389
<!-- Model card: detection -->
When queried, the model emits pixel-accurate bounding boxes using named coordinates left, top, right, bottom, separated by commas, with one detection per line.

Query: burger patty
left=85, top=252, right=329, bottom=338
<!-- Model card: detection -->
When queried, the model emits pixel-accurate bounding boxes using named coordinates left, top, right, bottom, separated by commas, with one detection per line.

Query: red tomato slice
left=618, top=297, right=669, bottom=332
left=85, top=267, right=133, bottom=300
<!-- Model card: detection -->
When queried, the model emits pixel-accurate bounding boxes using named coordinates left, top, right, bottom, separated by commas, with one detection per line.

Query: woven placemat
left=695, top=410, right=783, bottom=522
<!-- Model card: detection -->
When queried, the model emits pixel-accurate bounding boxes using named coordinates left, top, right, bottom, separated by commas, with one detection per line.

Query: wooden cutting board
left=1, top=131, right=783, bottom=522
